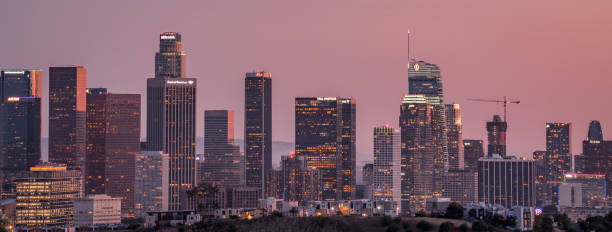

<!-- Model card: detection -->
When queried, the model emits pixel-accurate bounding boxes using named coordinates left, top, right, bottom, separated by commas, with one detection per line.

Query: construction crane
left=467, top=96, right=520, bottom=122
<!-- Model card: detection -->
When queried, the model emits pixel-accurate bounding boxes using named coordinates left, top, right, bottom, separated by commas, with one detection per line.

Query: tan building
left=73, top=194, right=121, bottom=228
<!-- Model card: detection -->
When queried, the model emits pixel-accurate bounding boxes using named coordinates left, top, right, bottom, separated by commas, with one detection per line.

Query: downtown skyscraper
left=146, top=32, right=196, bottom=211
left=200, top=110, right=243, bottom=186
left=49, top=66, right=87, bottom=168
left=0, top=69, right=42, bottom=186
left=295, top=97, right=356, bottom=201
left=445, top=103, right=463, bottom=170
left=486, top=115, right=507, bottom=156
left=580, top=120, right=612, bottom=196
left=463, top=139, right=484, bottom=171
left=372, top=126, right=401, bottom=206
left=244, top=71, right=272, bottom=198
left=541, top=122, right=571, bottom=205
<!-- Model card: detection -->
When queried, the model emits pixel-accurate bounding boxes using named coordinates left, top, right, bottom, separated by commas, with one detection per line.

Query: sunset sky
left=2, top=0, right=612, bottom=163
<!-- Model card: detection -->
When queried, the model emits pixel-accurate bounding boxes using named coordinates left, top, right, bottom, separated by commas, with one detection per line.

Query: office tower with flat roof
left=373, top=126, right=401, bottom=207
left=340, top=98, right=357, bottom=200
left=73, top=194, right=122, bottom=228
left=463, top=140, right=484, bottom=171
left=445, top=103, right=463, bottom=169
left=408, top=61, right=448, bottom=198
left=296, top=97, right=351, bottom=201
left=244, top=71, right=272, bottom=198
left=85, top=88, right=108, bottom=195
left=280, top=154, right=321, bottom=204
left=400, top=94, right=434, bottom=215
left=533, top=150, right=548, bottom=205
left=487, top=115, right=507, bottom=156
left=442, top=169, right=477, bottom=205
left=201, top=110, right=242, bottom=186
left=49, top=66, right=87, bottom=168
left=563, top=173, right=606, bottom=207
left=155, top=32, right=185, bottom=78
left=146, top=77, right=196, bottom=211
left=15, top=163, right=81, bottom=230
left=544, top=122, right=571, bottom=204
left=0, top=69, right=41, bottom=100
left=581, top=121, right=612, bottom=197
left=147, top=32, right=196, bottom=211
left=104, top=93, right=140, bottom=217
left=134, top=151, right=169, bottom=217
left=477, top=155, right=536, bottom=208
left=1, top=97, right=41, bottom=185
left=362, top=163, right=374, bottom=186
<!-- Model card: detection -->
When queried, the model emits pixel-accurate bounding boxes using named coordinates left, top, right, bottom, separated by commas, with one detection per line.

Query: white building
left=559, top=183, right=583, bottom=207
left=510, top=206, right=535, bottom=231
left=258, top=198, right=298, bottom=215
left=372, top=126, right=401, bottom=208
left=134, top=151, right=169, bottom=217
left=73, top=194, right=121, bottom=228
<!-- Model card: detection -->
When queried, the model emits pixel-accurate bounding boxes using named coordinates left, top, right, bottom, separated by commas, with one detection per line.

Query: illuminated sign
left=3, top=71, right=25, bottom=74
left=161, top=35, right=176, bottom=40
left=6, top=97, right=20, bottom=102
left=534, top=207, right=542, bottom=216
left=166, top=80, right=194, bottom=85
left=413, top=63, right=420, bottom=71
left=317, top=97, right=337, bottom=101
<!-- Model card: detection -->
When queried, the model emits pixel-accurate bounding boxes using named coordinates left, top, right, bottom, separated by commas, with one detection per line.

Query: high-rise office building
left=155, top=32, right=185, bottom=78
left=147, top=33, right=196, bottom=211
left=563, top=173, right=606, bottom=207
left=486, top=115, right=507, bottom=156
left=85, top=88, right=108, bottom=195
left=0, top=69, right=42, bottom=195
left=280, top=154, right=321, bottom=204
left=295, top=97, right=355, bottom=201
left=49, top=66, right=87, bottom=168
left=244, top=71, right=272, bottom=198
left=581, top=121, right=612, bottom=196
left=408, top=61, right=448, bottom=199
left=442, top=169, right=477, bottom=205
left=340, top=99, right=357, bottom=200
left=463, top=140, right=484, bottom=171
left=362, top=163, right=374, bottom=186
left=134, top=151, right=169, bottom=217
left=400, top=94, right=434, bottom=215
left=372, top=126, right=401, bottom=207
left=15, top=163, right=81, bottom=230
left=477, top=155, right=536, bottom=208
left=445, top=104, right=463, bottom=169
left=86, top=89, right=140, bottom=216
left=200, top=110, right=242, bottom=186
left=533, top=150, right=548, bottom=206
left=544, top=123, right=571, bottom=204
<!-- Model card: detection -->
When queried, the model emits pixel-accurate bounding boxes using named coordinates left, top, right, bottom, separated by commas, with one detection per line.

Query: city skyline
left=2, top=1, right=612, bottom=164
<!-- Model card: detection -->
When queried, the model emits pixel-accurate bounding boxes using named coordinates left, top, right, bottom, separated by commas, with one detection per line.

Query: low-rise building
left=73, top=194, right=121, bottom=228
left=144, top=211, right=201, bottom=228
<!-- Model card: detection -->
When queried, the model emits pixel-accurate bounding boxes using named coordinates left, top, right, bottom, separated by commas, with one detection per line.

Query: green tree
left=415, top=210, right=427, bottom=217
left=444, top=202, right=464, bottom=219
left=381, top=215, right=392, bottom=226
left=392, top=216, right=402, bottom=224
left=402, top=221, right=412, bottom=231
left=385, top=224, right=400, bottom=232
left=439, top=221, right=454, bottom=232
left=417, top=220, right=432, bottom=232
left=471, top=221, right=486, bottom=232
left=468, top=209, right=477, bottom=219
left=458, top=223, right=468, bottom=232
left=533, top=215, right=554, bottom=232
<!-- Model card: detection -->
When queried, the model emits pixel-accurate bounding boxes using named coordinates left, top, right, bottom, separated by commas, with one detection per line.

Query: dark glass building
left=0, top=69, right=42, bottom=101
left=445, top=103, right=463, bottom=169
left=543, top=122, right=571, bottom=204
left=155, top=32, right=185, bottom=78
left=280, top=154, right=321, bottom=204
left=1, top=97, right=41, bottom=180
left=85, top=88, right=108, bottom=195
left=581, top=121, right=612, bottom=197
left=486, top=115, right=507, bottom=156
left=244, top=71, right=272, bottom=198
left=340, top=98, right=356, bottom=200
left=587, top=120, right=603, bottom=142
left=462, top=139, right=484, bottom=171
left=200, top=110, right=242, bottom=186
left=48, top=66, right=87, bottom=168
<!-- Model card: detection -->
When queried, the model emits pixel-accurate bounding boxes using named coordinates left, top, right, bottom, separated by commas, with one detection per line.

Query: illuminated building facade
left=477, top=155, right=536, bottom=208
left=563, top=173, right=606, bottom=207
left=463, top=140, right=484, bottom=171
left=200, top=110, right=243, bottom=186
left=372, top=126, right=401, bottom=207
left=340, top=99, right=357, bottom=200
left=544, top=122, right=571, bottom=204
left=15, top=163, right=81, bottom=230
left=400, top=94, right=434, bottom=215
left=581, top=120, right=612, bottom=197
left=408, top=61, right=448, bottom=199
left=486, top=115, right=507, bottom=156
left=295, top=97, right=355, bottom=201
left=155, top=32, right=185, bottom=78
left=0, top=69, right=41, bottom=101
left=73, top=194, right=121, bottom=227
left=533, top=150, right=548, bottom=206
left=134, top=151, right=169, bottom=217
left=442, top=169, right=477, bottom=205
left=48, top=66, right=87, bottom=168
left=281, top=154, right=322, bottom=204
left=244, top=71, right=272, bottom=198
left=445, top=103, right=463, bottom=169
left=85, top=88, right=108, bottom=195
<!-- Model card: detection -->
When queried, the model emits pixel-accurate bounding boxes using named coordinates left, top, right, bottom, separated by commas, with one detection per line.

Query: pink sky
left=2, top=0, right=612, bottom=163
